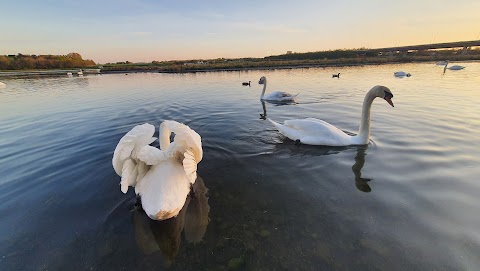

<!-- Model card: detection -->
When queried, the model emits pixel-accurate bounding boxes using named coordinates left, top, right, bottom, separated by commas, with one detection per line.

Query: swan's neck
left=357, top=91, right=376, bottom=144
left=260, top=79, right=267, bottom=100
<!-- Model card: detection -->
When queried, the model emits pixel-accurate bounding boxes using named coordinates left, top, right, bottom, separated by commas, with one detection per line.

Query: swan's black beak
left=385, top=97, right=394, bottom=107
left=384, top=91, right=394, bottom=107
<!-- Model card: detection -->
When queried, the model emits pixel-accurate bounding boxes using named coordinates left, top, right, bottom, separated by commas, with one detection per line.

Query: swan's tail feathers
left=183, top=149, right=198, bottom=184
left=112, top=123, right=155, bottom=176
left=120, top=159, right=137, bottom=193
left=268, top=118, right=283, bottom=130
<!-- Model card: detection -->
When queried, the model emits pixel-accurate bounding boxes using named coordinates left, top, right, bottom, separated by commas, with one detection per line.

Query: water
left=1, top=62, right=479, bottom=270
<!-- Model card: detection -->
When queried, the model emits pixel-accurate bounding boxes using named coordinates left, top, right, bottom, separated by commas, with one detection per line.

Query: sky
left=1, top=0, right=479, bottom=63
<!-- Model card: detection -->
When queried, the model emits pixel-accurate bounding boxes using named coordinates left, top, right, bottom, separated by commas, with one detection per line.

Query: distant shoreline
left=1, top=56, right=479, bottom=77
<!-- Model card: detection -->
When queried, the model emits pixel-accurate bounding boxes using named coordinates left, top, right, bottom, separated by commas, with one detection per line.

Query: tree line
left=0, top=53, right=96, bottom=70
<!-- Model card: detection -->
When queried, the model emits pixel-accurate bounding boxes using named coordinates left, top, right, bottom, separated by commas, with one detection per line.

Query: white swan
left=0, top=82, right=5, bottom=88
left=258, top=76, right=298, bottom=102
left=443, top=61, right=465, bottom=72
left=112, top=120, right=203, bottom=220
left=394, top=71, right=411, bottom=77
left=269, top=85, right=394, bottom=146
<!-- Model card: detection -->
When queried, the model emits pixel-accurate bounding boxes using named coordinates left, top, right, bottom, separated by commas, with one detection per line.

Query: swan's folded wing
left=120, top=159, right=137, bottom=193
left=183, top=149, right=198, bottom=184
left=112, top=123, right=155, bottom=175
left=136, top=145, right=167, bottom=165
left=270, top=118, right=350, bottom=145
left=161, top=120, right=203, bottom=163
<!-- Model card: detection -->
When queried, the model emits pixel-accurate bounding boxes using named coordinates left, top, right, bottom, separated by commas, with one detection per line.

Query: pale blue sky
left=1, top=0, right=479, bottom=63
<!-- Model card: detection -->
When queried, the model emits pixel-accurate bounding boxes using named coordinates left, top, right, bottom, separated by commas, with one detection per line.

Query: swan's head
left=372, top=85, right=394, bottom=107
left=258, top=76, right=266, bottom=85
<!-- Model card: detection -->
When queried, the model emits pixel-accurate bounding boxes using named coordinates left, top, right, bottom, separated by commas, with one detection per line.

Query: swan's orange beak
left=385, top=97, right=394, bottom=107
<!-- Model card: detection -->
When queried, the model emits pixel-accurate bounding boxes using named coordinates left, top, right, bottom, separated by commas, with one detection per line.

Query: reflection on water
left=352, top=146, right=372, bottom=192
left=1, top=63, right=480, bottom=270
left=132, top=177, right=209, bottom=266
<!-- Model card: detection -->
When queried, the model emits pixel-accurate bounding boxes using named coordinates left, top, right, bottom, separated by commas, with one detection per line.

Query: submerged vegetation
left=0, top=53, right=96, bottom=70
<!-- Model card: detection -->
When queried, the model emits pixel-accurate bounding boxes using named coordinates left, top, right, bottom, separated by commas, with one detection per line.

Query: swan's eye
left=384, top=91, right=393, bottom=99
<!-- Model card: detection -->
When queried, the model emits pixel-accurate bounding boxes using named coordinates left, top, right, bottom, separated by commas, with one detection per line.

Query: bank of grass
left=101, top=54, right=480, bottom=73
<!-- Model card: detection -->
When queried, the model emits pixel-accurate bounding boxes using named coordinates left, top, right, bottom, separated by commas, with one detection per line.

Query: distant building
left=286, top=51, right=293, bottom=54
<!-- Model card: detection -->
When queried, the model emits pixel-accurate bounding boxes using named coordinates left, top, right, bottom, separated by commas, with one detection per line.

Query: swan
left=443, top=61, right=465, bottom=72
left=112, top=120, right=203, bottom=220
left=258, top=76, right=298, bottom=102
left=242, top=81, right=251, bottom=86
left=77, top=70, right=83, bottom=76
left=132, top=177, right=209, bottom=263
left=394, top=71, right=411, bottom=77
left=332, top=73, right=340, bottom=78
left=269, top=85, right=394, bottom=146
left=0, top=82, right=5, bottom=88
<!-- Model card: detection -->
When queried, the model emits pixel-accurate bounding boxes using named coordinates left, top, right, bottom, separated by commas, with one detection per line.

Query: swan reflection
left=352, top=146, right=372, bottom=192
left=271, top=142, right=374, bottom=192
left=132, top=177, right=209, bottom=265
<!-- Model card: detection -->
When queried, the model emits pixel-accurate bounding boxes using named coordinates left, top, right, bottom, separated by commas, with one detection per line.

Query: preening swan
left=269, top=85, right=394, bottom=146
left=0, top=82, right=5, bottom=88
left=394, top=71, right=411, bottom=77
left=112, top=120, right=203, bottom=220
left=258, top=76, right=298, bottom=102
left=443, top=61, right=465, bottom=72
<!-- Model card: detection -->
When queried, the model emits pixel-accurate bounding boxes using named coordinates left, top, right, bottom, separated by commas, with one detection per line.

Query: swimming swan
left=269, top=85, right=394, bottom=146
left=443, top=61, right=465, bottom=72
left=112, top=120, right=203, bottom=220
left=394, top=71, right=411, bottom=77
left=258, top=76, right=298, bottom=102
left=0, top=82, right=5, bottom=88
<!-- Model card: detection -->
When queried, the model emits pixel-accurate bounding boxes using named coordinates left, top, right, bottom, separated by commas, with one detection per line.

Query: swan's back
left=269, top=118, right=351, bottom=146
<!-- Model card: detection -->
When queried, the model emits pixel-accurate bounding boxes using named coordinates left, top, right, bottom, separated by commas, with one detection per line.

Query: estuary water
left=0, top=62, right=479, bottom=270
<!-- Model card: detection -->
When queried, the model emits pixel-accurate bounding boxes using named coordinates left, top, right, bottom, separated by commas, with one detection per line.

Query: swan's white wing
left=269, top=118, right=351, bottom=146
left=264, top=91, right=297, bottom=101
left=113, top=123, right=166, bottom=193
left=159, top=120, right=203, bottom=183
left=112, top=123, right=155, bottom=175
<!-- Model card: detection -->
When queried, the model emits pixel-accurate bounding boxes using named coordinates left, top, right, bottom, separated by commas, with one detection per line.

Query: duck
left=258, top=76, right=298, bottom=102
left=332, top=73, right=340, bottom=78
left=394, top=71, right=411, bottom=77
left=0, top=82, right=5, bottom=88
left=443, top=61, right=465, bottom=72
left=242, top=81, right=251, bottom=86
left=268, top=85, right=394, bottom=146
left=112, top=120, right=203, bottom=220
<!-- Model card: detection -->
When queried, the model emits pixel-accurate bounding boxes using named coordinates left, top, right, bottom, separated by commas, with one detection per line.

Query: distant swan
left=112, top=120, right=203, bottom=220
left=0, top=82, right=5, bottom=88
left=394, top=71, right=411, bottom=77
left=269, top=85, right=394, bottom=146
left=332, top=73, right=340, bottom=78
left=242, top=81, right=251, bottom=86
left=258, top=76, right=298, bottom=102
left=443, top=61, right=465, bottom=72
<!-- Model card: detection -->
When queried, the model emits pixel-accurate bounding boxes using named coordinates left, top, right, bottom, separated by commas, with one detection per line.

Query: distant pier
left=358, top=40, right=480, bottom=56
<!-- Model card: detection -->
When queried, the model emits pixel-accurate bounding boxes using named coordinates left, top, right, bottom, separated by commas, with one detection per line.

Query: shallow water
left=1, top=62, right=479, bottom=270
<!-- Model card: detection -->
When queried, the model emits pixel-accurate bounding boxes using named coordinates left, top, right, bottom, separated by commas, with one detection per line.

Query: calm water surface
left=1, top=63, right=479, bottom=270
